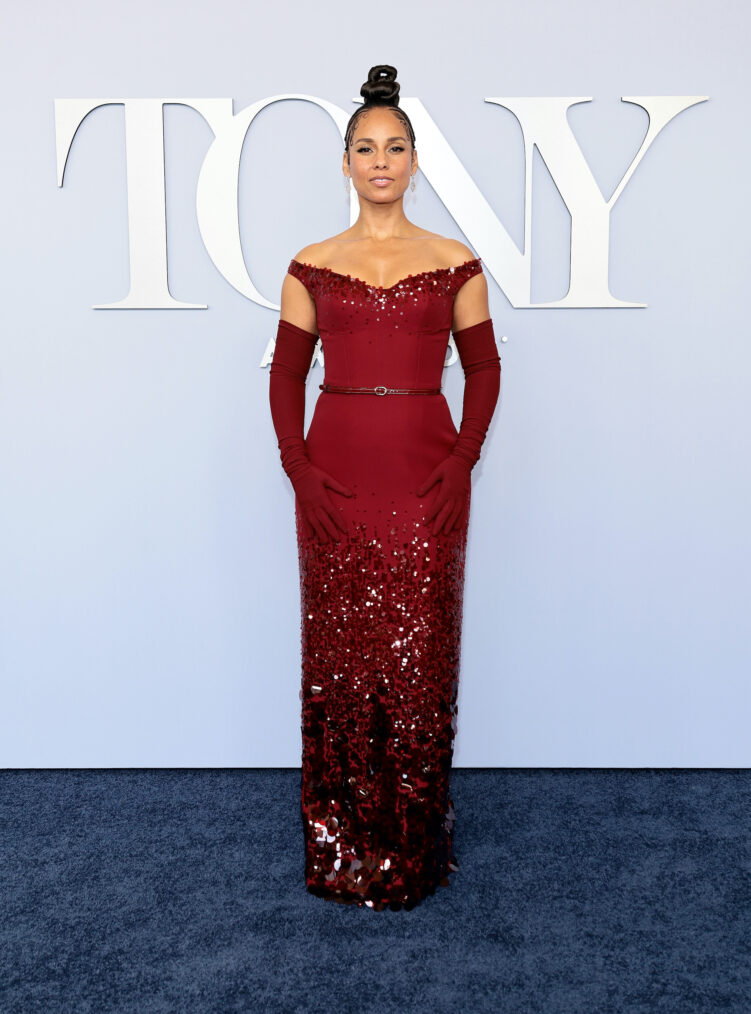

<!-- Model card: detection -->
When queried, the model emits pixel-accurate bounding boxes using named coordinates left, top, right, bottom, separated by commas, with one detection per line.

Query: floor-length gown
left=276, top=256, right=499, bottom=910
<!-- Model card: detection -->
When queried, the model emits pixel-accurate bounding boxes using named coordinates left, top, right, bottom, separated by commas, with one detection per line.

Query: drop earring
left=410, top=173, right=416, bottom=192
left=343, top=174, right=351, bottom=193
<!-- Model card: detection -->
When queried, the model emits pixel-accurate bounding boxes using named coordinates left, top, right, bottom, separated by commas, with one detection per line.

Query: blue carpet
left=0, top=769, right=748, bottom=1013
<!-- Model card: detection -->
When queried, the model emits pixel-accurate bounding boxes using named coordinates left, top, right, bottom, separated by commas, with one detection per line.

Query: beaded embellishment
left=296, top=501, right=469, bottom=911
left=288, top=256, right=482, bottom=294
left=288, top=257, right=483, bottom=320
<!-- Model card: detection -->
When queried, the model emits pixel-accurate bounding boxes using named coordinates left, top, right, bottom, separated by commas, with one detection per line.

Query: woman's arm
left=451, top=316, right=502, bottom=471
left=450, top=262, right=501, bottom=469
left=417, top=264, right=501, bottom=534
left=268, top=265, right=352, bottom=543
left=269, top=260, right=321, bottom=482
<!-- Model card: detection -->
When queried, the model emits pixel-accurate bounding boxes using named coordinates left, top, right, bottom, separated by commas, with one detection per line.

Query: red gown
left=270, top=256, right=501, bottom=910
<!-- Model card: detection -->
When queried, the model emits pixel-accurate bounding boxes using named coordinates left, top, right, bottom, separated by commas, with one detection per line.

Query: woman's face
left=343, top=108, right=416, bottom=201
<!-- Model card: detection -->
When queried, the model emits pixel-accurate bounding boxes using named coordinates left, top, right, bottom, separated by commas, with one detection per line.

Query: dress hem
left=304, top=856, right=460, bottom=911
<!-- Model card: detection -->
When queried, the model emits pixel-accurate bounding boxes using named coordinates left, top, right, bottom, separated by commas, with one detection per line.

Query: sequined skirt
left=295, top=394, right=469, bottom=910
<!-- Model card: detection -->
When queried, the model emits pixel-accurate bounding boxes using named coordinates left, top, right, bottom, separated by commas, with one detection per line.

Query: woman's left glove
left=416, top=316, right=502, bottom=536
left=416, top=455, right=472, bottom=536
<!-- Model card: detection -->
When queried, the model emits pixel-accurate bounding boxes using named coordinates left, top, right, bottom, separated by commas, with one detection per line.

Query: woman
left=269, top=64, right=501, bottom=911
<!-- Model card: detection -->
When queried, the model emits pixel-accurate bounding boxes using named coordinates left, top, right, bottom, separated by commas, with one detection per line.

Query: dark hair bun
left=360, top=65, right=400, bottom=108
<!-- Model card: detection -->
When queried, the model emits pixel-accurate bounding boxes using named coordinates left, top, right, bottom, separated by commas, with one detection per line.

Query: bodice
left=286, top=257, right=483, bottom=390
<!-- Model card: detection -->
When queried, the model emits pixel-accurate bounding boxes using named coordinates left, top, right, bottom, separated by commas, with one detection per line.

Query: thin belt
left=319, top=383, right=442, bottom=396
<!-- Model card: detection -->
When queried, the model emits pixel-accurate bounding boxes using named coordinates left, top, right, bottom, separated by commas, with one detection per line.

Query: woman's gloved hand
left=416, top=454, right=471, bottom=536
left=292, top=461, right=353, bottom=544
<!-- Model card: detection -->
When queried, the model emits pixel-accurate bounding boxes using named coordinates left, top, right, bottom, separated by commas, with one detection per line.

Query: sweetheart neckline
left=289, top=256, right=482, bottom=293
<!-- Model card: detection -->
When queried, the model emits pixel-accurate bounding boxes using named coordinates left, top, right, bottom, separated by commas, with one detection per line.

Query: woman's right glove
left=289, top=459, right=353, bottom=544
left=269, top=318, right=353, bottom=543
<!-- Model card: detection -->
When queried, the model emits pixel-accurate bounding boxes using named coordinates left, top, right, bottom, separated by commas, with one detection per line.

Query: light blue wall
left=1, top=0, right=748, bottom=765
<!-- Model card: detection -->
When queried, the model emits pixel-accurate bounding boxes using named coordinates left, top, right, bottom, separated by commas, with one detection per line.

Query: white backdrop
left=1, top=0, right=749, bottom=766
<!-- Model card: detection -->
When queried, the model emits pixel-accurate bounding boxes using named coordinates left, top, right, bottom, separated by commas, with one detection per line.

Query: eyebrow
left=354, top=136, right=407, bottom=143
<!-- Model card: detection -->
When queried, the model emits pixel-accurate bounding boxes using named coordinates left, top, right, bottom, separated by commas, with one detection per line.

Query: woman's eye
left=356, top=146, right=405, bottom=154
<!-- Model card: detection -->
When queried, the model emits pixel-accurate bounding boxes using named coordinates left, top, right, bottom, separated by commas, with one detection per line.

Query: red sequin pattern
left=297, top=501, right=468, bottom=911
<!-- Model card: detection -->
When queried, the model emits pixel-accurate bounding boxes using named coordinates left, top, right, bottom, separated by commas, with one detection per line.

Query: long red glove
left=417, top=317, right=501, bottom=535
left=269, top=318, right=353, bottom=543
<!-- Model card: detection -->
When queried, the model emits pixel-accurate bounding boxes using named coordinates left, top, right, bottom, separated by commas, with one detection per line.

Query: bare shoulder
left=282, top=242, right=325, bottom=332
left=291, top=240, right=331, bottom=268
left=432, top=235, right=479, bottom=267
left=293, top=228, right=359, bottom=268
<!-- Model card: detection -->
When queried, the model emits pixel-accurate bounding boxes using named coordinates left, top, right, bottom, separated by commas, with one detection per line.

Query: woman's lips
left=371, top=178, right=393, bottom=187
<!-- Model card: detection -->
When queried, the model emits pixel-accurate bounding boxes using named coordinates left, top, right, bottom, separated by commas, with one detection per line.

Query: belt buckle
left=374, top=385, right=388, bottom=396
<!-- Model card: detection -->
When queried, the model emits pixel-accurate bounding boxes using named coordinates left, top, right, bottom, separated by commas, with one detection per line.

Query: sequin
left=296, top=503, right=467, bottom=911
left=288, top=257, right=482, bottom=334
left=283, top=256, right=490, bottom=911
